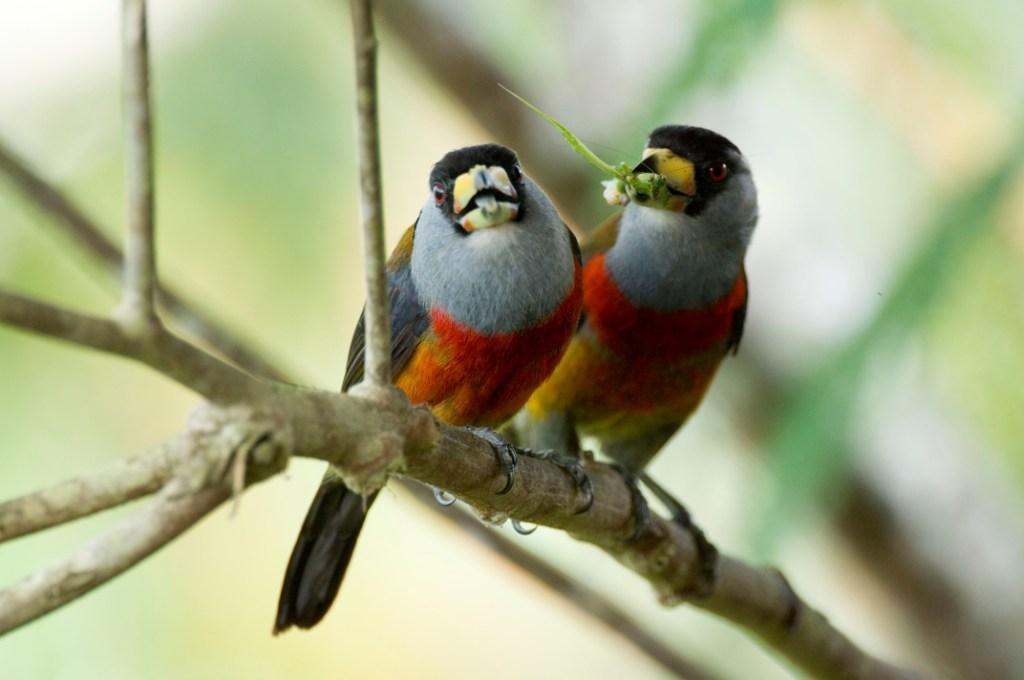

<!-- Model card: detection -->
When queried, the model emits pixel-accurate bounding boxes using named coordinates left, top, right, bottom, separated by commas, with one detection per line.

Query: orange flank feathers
left=584, top=253, right=746, bottom=360
left=396, top=263, right=583, bottom=427
left=528, top=254, right=747, bottom=436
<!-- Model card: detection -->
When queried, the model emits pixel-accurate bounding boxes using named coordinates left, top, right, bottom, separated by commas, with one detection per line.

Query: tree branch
left=374, top=0, right=590, bottom=216
left=0, top=138, right=700, bottom=677
left=372, top=8, right=1022, bottom=676
left=0, top=137, right=289, bottom=382
left=0, top=405, right=288, bottom=635
left=349, top=0, right=391, bottom=387
left=0, top=386, right=917, bottom=677
left=0, top=288, right=136, bottom=356
left=400, top=481, right=719, bottom=680
left=392, top=426, right=916, bottom=680
left=0, top=481, right=221, bottom=634
left=119, top=0, right=158, bottom=330
left=0, top=439, right=184, bottom=543
left=0, top=140, right=123, bottom=276
left=0, top=3, right=919, bottom=676
left=0, top=284, right=915, bottom=675
left=0, top=288, right=264, bottom=403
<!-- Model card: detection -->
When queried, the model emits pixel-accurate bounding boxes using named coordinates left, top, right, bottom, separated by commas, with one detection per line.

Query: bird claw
left=611, top=464, right=651, bottom=542
left=771, top=568, right=802, bottom=630
left=639, top=472, right=718, bottom=596
left=529, top=450, right=594, bottom=515
left=465, top=427, right=518, bottom=495
left=669, top=505, right=719, bottom=597
left=511, top=519, right=538, bottom=535
left=464, top=428, right=593, bottom=515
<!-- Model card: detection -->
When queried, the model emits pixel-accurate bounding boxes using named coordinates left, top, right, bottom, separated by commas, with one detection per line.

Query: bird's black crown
left=646, top=125, right=740, bottom=165
left=429, top=144, right=521, bottom=188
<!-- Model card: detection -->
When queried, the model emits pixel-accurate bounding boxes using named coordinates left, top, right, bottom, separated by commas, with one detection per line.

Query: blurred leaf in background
left=755, top=135, right=1024, bottom=553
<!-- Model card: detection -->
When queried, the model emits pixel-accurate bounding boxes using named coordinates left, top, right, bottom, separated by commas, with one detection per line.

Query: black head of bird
left=633, top=125, right=757, bottom=230
left=429, top=144, right=526, bottom=232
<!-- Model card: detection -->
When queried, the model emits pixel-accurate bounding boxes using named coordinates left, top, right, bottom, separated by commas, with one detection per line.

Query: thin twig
left=0, top=288, right=136, bottom=356
left=0, top=288, right=916, bottom=676
left=400, top=481, right=719, bottom=680
left=0, top=140, right=123, bottom=275
left=0, top=288, right=264, bottom=403
left=0, top=137, right=706, bottom=677
left=0, top=139, right=720, bottom=675
left=0, top=137, right=289, bottom=381
left=0, top=3, right=920, bottom=673
left=0, top=439, right=185, bottom=543
left=349, top=0, right=390, bottom=387
left=0, top=479, right=226, bottom=634
left=119, top=0, right=157, bottom=330
left=374, top=0, right=589, bottom=216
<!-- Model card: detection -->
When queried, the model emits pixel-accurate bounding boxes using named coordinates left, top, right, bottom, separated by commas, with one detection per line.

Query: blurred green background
left=2, top=0, right=1023, bottom=678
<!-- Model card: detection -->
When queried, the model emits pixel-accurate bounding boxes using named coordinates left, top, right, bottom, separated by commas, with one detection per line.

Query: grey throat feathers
left=605, top=174, right=758, bottom=311
left=410, top=176, right=576, bottom=334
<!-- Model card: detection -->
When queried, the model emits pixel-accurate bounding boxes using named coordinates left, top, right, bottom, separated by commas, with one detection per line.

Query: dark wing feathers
left=566, top=223, right=582, bottom=265
left=341, top=224, right=430, bottom=391
left=276, top=224, right=427, bottom=633
left=727, top=270, right=748, bottom=355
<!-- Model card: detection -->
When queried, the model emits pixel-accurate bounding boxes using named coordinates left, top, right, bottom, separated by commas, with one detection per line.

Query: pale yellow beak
left=635, top=147, right=696, bottom=211
left=451, top=164, right=520, bottom=231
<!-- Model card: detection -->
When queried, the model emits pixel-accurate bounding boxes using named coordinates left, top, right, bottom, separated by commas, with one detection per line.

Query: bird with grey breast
left=274, top=143, right=587, bottom=633
left=518, top=125, right=759, bottom=593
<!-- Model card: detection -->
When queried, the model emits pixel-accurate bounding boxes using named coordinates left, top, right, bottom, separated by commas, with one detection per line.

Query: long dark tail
left=274, top=470, right=377, bottom=633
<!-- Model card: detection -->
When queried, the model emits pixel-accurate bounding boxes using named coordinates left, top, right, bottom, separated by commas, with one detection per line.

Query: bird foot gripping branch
left=465, top=427, right=596, bottom=517
left=525, top=449, right=595, bottom=515
left=464, top=427, right=520, bottom=495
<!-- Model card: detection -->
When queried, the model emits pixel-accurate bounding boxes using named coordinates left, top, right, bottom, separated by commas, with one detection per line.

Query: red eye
left=707, top=161, right=729, bottom=183
left=432, top=182, right=446, bottom=205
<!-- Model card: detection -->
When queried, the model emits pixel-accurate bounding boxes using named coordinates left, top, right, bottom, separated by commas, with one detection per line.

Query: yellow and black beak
left=634, top=148, right=696, bottom=211
left=452, top=164, right=520, bottom=231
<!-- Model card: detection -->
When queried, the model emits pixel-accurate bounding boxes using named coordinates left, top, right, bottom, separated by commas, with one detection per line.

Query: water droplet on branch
left=433, top=487, right=456, bottom=506
left=512, top=520, right=537, bottom=535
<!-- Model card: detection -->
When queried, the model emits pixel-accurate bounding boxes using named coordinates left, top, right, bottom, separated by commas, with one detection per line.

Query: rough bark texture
left=119, top=0, right=158, bottom=331
left=374, top=4, right=1024, bottom=677
left=0, top=313, right=918, bottom=677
